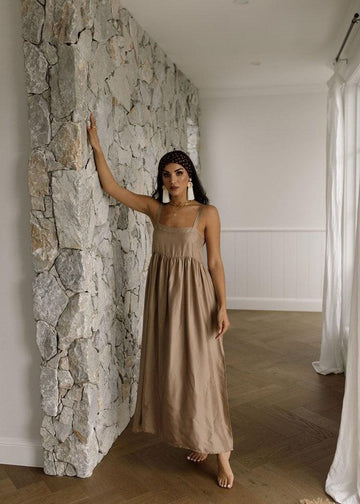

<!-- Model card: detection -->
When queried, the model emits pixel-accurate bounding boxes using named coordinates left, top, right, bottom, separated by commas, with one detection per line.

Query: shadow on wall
left=21, top=0, right=200, bottom=478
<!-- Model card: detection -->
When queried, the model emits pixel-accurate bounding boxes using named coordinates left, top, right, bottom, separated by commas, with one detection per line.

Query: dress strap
left=192, top=205, right=203, bottom=229
left=156, top=203, right=163, bottom=225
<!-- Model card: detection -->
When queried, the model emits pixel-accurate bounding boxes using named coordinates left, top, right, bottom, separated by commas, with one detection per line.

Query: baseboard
left=226, top=297, right=322, bottom=311
left=0, top=437, right=43, bottom=467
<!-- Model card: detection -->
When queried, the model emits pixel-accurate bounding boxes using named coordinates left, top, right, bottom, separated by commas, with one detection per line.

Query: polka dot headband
left=158, top=150, right=195, bottom=175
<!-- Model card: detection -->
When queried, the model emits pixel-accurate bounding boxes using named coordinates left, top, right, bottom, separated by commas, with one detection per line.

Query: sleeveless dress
left=131, top=203, right=234, bottom=454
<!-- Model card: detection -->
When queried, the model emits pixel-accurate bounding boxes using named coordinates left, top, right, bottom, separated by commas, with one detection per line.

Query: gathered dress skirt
left=131, top=204, right=233, bottom=454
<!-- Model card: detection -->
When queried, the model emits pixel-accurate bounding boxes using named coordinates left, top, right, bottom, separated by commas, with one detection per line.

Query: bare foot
left=217, top=451, right=234, bottom=488
left=186, top=451, right=208, bottom=462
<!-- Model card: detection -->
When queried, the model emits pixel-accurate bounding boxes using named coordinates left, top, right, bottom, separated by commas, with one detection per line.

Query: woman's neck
left=170, top=196, right=187, bottom=205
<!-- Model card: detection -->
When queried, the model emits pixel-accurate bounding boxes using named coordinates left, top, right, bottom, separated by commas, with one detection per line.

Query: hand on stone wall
left=86, top=113, right=101, bottom=152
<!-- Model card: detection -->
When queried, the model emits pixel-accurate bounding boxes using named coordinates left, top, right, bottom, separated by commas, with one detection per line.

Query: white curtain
left=312, top=72, right=347, bottom=375
left=327, top=218, right=360, bottom=501
left=316, top=70, right=360, bottom=502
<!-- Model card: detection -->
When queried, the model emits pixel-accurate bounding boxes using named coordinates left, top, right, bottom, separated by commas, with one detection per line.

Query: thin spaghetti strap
left=192, top=205, right=203, bottom=229
left=156, top=203, right=163, bottom=226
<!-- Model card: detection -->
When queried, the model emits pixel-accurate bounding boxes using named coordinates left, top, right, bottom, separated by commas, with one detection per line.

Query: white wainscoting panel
left=220, top=228, right=325, bottom=311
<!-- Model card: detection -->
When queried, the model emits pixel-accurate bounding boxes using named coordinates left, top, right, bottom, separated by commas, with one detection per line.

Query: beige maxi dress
left=131, top=203, right=234, bottom=454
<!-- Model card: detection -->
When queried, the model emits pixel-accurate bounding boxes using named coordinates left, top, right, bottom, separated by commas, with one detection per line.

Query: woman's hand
left=86, top=113, right=101, bottom=152
left=216, top=306, right=230, bottom=339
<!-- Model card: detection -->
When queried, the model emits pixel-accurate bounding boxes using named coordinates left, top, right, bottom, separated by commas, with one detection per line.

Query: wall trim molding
left=222, top=227, right=326, bottom=232
left=199, top=83, right=327, bottom=98
left=227, top=297, right=322, bottom=312
left=0, top=437, right=42, bottom=468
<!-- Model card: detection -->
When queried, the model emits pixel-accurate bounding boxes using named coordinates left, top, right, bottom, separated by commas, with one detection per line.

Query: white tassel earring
left=162, top=185, right=170, bottom=203
left=187, top=179, right=195, bottom=200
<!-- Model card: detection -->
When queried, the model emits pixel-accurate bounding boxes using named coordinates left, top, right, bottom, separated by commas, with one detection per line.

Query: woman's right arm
left=87, top=113, right=158, bottom=217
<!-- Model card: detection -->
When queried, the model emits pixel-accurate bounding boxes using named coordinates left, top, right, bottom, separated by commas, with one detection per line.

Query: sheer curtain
left=312, top=72, right=360, bottom=376
left=318, top=68, right=360, bottom=502
left=312, top=72, right=347, bottom=375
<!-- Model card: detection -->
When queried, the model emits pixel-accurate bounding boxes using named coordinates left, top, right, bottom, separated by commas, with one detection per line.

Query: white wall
left=200, top=88, right=327, bottom=310
left=0, top=1, right=42, bottom=466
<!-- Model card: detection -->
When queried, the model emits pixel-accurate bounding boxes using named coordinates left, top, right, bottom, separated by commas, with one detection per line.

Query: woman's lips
left=170, top=186, right=179, bottom=190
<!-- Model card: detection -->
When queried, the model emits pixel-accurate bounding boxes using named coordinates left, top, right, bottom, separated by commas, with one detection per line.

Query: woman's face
left=162, top=163, right=190, bottom=197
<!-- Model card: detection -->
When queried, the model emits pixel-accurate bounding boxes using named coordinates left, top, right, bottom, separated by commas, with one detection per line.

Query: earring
left=187, top=179, right=195, bottom=200
left=162, top=185, right=170, bottom=203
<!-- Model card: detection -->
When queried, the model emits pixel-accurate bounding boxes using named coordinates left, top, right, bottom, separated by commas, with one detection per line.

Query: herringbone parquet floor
left=0, top=310, right=344, bottom=504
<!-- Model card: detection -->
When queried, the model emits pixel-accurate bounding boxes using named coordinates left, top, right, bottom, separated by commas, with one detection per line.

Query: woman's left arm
left=204, top=205, right=230, bottom=339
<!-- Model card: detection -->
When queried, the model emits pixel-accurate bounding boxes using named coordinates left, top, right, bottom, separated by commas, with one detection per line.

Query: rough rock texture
left=21, top=0, right=200, bottom=478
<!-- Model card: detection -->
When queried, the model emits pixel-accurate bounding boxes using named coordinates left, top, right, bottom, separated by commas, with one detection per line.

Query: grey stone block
left=23, top=42, right=48, bottom=94
left=32, top=272, right=68, bottom=326
left=21, top=0, right=45, bottom=44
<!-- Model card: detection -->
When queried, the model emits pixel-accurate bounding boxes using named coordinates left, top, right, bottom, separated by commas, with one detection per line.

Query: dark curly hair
left=151, top=150, right=210, bottom=205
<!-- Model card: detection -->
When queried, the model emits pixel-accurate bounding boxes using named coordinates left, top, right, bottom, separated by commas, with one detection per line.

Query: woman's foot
left=217, top=451, right=234, bottom=488
left=186, top=451, right=208, bottom=462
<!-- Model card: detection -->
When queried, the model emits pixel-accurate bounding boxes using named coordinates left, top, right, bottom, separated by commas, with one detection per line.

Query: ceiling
left=121, top=0, right=358, bottom=94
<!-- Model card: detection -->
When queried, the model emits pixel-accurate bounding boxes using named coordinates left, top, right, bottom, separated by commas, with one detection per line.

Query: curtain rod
left=335, top=12, right=359, bottom=63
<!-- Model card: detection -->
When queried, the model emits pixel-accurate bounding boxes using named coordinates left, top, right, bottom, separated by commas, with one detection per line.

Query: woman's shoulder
left=199, top=204, right=220, bottom=228
left=200, top=203, right=219, bottom=215
left=201, top=203, right=217, bottom=209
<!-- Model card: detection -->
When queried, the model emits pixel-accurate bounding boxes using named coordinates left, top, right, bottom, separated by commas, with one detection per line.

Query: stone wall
left=21, top=0, right=200, bottom=477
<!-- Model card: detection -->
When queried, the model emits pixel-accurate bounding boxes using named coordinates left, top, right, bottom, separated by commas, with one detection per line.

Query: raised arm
left=203, top=205, right=230, bottom=338
left=86, top=113, right=159, bottom=218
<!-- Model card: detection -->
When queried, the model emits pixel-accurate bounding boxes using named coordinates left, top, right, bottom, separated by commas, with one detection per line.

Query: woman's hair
left=151, top=150, right=210, bottom=205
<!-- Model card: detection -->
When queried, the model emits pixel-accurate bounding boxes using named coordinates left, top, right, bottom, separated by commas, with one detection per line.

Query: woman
left=87, top=113, right=234, bottom=489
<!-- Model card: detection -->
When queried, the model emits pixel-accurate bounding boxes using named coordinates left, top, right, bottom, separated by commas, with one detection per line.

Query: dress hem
left=131, top=424, right=234, bottom=454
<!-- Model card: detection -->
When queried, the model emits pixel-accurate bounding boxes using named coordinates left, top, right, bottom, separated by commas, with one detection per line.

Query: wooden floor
left=0, top=310, right=345, bottom=504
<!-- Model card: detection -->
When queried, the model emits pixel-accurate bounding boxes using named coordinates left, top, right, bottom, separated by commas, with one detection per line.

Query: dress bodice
left=152, top=204, right=205, bottom=264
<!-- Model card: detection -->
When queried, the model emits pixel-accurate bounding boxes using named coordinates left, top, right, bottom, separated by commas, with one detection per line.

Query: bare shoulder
left=197, top=204, right=221, bottom=240
left=202, top=203, right=219, bottom=214
left=201, top=204, right=220, bottom=223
